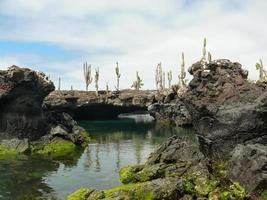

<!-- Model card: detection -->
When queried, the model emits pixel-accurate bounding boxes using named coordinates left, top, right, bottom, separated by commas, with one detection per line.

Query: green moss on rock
left=32, top=138, right=78, bottom=158
left=80, top=130, right=90, bottom=148
left=0, top=144, right=18, bottom=157
left=67, top=188, right=93, bottom=200
left=119, top=165, right=144, bottom=184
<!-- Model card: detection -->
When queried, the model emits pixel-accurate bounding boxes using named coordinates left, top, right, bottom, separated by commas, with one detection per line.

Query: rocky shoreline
left=68, top=59, right=267, bottom=200
left=0, top=59, right=267, bottom=199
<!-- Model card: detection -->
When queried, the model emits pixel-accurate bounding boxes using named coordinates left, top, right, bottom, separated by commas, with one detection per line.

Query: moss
left=32, top=139, right=78, bottom=158
left=80, top=130, right=90, bottom=148
left=229, top=182, right=246, bottom=199
left=259, top=190, right=267, bottom=200
left=67, top=188, right=93, bottom=200
left=119, top=165, right=144, bottom=184
left=104, top=182, right=153, bottom=200
left=183, top=177, right=196, bottom=194
left=0, top=144, right=18, bottom=157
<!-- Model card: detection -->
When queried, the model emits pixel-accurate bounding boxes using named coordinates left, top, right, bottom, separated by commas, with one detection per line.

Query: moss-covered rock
left=31, top=138, right=79, bottom=158
left=67, top=188, right=93, bottom=200
left=0, top=144, right=18, bottom=157
left=119, top=165, right=145, bottom=184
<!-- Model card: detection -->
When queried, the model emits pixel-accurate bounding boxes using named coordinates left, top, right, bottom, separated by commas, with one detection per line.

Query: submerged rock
left=0, top=66, right=90, bottom=157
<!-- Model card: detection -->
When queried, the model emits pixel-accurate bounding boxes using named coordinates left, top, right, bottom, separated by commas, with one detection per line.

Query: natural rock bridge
left=45, top=90, right=157, bottom=120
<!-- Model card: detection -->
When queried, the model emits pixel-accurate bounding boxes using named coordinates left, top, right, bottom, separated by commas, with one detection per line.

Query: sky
left=0, top=0, right=267, bottom=90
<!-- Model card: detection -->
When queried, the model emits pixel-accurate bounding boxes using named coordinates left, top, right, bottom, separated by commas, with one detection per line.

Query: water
left=0, top=115, right=195, bottom=200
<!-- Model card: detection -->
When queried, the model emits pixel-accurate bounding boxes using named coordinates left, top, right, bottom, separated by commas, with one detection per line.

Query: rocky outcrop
left=183, top=59, right=267, bottom=160
left=45, top=90, right=156, bottom=120
left=0, top=65, right=54, bottom=140
left=0, top=66, right=89, bottom=157
left=227, top=144, right=267, bottom=194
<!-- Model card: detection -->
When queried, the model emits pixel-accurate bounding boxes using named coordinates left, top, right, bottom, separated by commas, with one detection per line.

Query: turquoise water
left=0, top=115, right=195, bottom=200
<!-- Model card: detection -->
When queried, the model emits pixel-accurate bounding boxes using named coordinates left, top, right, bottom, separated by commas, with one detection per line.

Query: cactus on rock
left=131, top=71, right=144, bottom=91
left=155, top=63, right=163, bottom=92
left=95, top=68, right=99, bottom=96
left=58, top=77, right=61, bottom=91
left=115, top=62, right=121, bottom=91
left=256, top=59, right=267, bottom=81
left=178, top=52, right=187, bottom=95
left=167, top=71, right=172, bottom=88
left=83, top=62, right=93, bottom=91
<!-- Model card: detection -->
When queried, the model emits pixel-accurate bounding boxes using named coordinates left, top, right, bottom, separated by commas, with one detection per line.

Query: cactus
left=83, top=62, right=93, bottom=91
left=202, top=37, right=207, bottom=61
left=95, top=68, right=99, bottom=96
left=178, top=52, right=186, bottom=87
left=115, top=62, right=121, bottom=91
left=71, top=85, right=73, bottom=90
left=163, top=72, right=166, bottom=89
left=167, top=70, right=172, bottom=88
left=131, top=71, right=144, bottom=91
left=58, top=77, right=61, bottom=91
left=256, top=59, right=267, bottom=81
left=106, top=82, right=109, bottom=95
left=208, top=52, right=212, bottom=63
left=155, top=63, right=163, bottom=91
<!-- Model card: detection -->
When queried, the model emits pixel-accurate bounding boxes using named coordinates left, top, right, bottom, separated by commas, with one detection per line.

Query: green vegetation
left=83, top=62, right=93, bottom=91
left=67, top=188, right=92, bottom=200
left=256, top=59, right=267, bottom=81
left=0, top=144, right=18, bottom=157
left=32, top=139, right=78, bottom=158
left=95, top=68, right=99, bottom=96
left=115, top=61, right=121, bottom=91
left=131, top=71, right=144, bottom=90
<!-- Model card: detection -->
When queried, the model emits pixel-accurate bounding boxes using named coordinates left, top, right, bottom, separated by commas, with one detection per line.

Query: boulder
left=227, top=144, right=267, bottom=193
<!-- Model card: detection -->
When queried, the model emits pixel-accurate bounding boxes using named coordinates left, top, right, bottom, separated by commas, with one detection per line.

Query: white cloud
left=0, top=0, right=267, bottom=90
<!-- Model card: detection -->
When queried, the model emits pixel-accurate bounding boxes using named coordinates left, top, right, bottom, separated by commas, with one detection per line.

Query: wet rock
left=0, top=138, right=29, bottom=153
left=227, top=144, right=267, bottom=193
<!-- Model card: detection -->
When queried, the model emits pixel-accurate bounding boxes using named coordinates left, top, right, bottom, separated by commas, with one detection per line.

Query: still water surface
left=0, top=115, right=195, bottom=200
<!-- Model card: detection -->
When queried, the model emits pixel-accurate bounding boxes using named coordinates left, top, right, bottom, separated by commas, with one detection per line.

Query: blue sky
left=0, top=0, right=266, bottom=90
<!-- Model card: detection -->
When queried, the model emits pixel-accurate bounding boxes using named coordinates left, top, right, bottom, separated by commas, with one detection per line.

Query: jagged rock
left=148, top=100, right=191, bottom=126
left=184, top=59, right=267, bottom=160
left=0, top=65, right=54, bottom=140
left=227, top=144, right=267, bottom=193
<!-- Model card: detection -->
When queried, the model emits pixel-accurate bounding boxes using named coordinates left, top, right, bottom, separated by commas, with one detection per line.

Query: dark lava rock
left=0, top=66, right=89, bottom=153
left=148, top=100, right=191, bottom=126
left=184, top=59, right=267, bottom=160
left=227, top=144, right=267, bottom=193
left=0, top=65, right=54, bottom=140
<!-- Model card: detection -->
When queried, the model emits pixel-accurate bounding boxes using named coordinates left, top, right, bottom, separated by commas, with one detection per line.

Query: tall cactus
left=58, top=77, right=61, bottom=91
left=202, top=37, right=207, bottom=61
left=208, top=52, right=212, bottom=63
left=178, top=52, right=186, bottom=87
left=131, top=71, right=144, bottom=91
left=167, top=70, right=172, bottom=88
left=256, top=59, right=266, bottom=81
left=95, top=68, right=99, bottom=96
left=106, top=82, right=109, bottom=95
left=163, top=72, right=166, bottom=89
left=155, top=62, right=163, bottom=91
left=115, top=62, right=121, bottom=91
left=83, top=62, right=93, bottom=91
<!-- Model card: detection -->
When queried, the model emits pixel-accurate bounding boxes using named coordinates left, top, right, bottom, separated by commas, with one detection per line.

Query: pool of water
left=0, top=115, right=196, bottom=200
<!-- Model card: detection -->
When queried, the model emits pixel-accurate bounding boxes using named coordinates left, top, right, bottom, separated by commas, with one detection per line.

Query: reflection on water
left=0, top=115, right=196, bottom=200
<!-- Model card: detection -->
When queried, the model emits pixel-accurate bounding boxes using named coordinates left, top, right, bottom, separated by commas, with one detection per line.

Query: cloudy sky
left=0, top=0, right=266, bottom=90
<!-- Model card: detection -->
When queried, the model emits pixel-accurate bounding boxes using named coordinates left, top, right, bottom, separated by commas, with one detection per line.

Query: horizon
left=0, top=0, right=267, bottom=90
